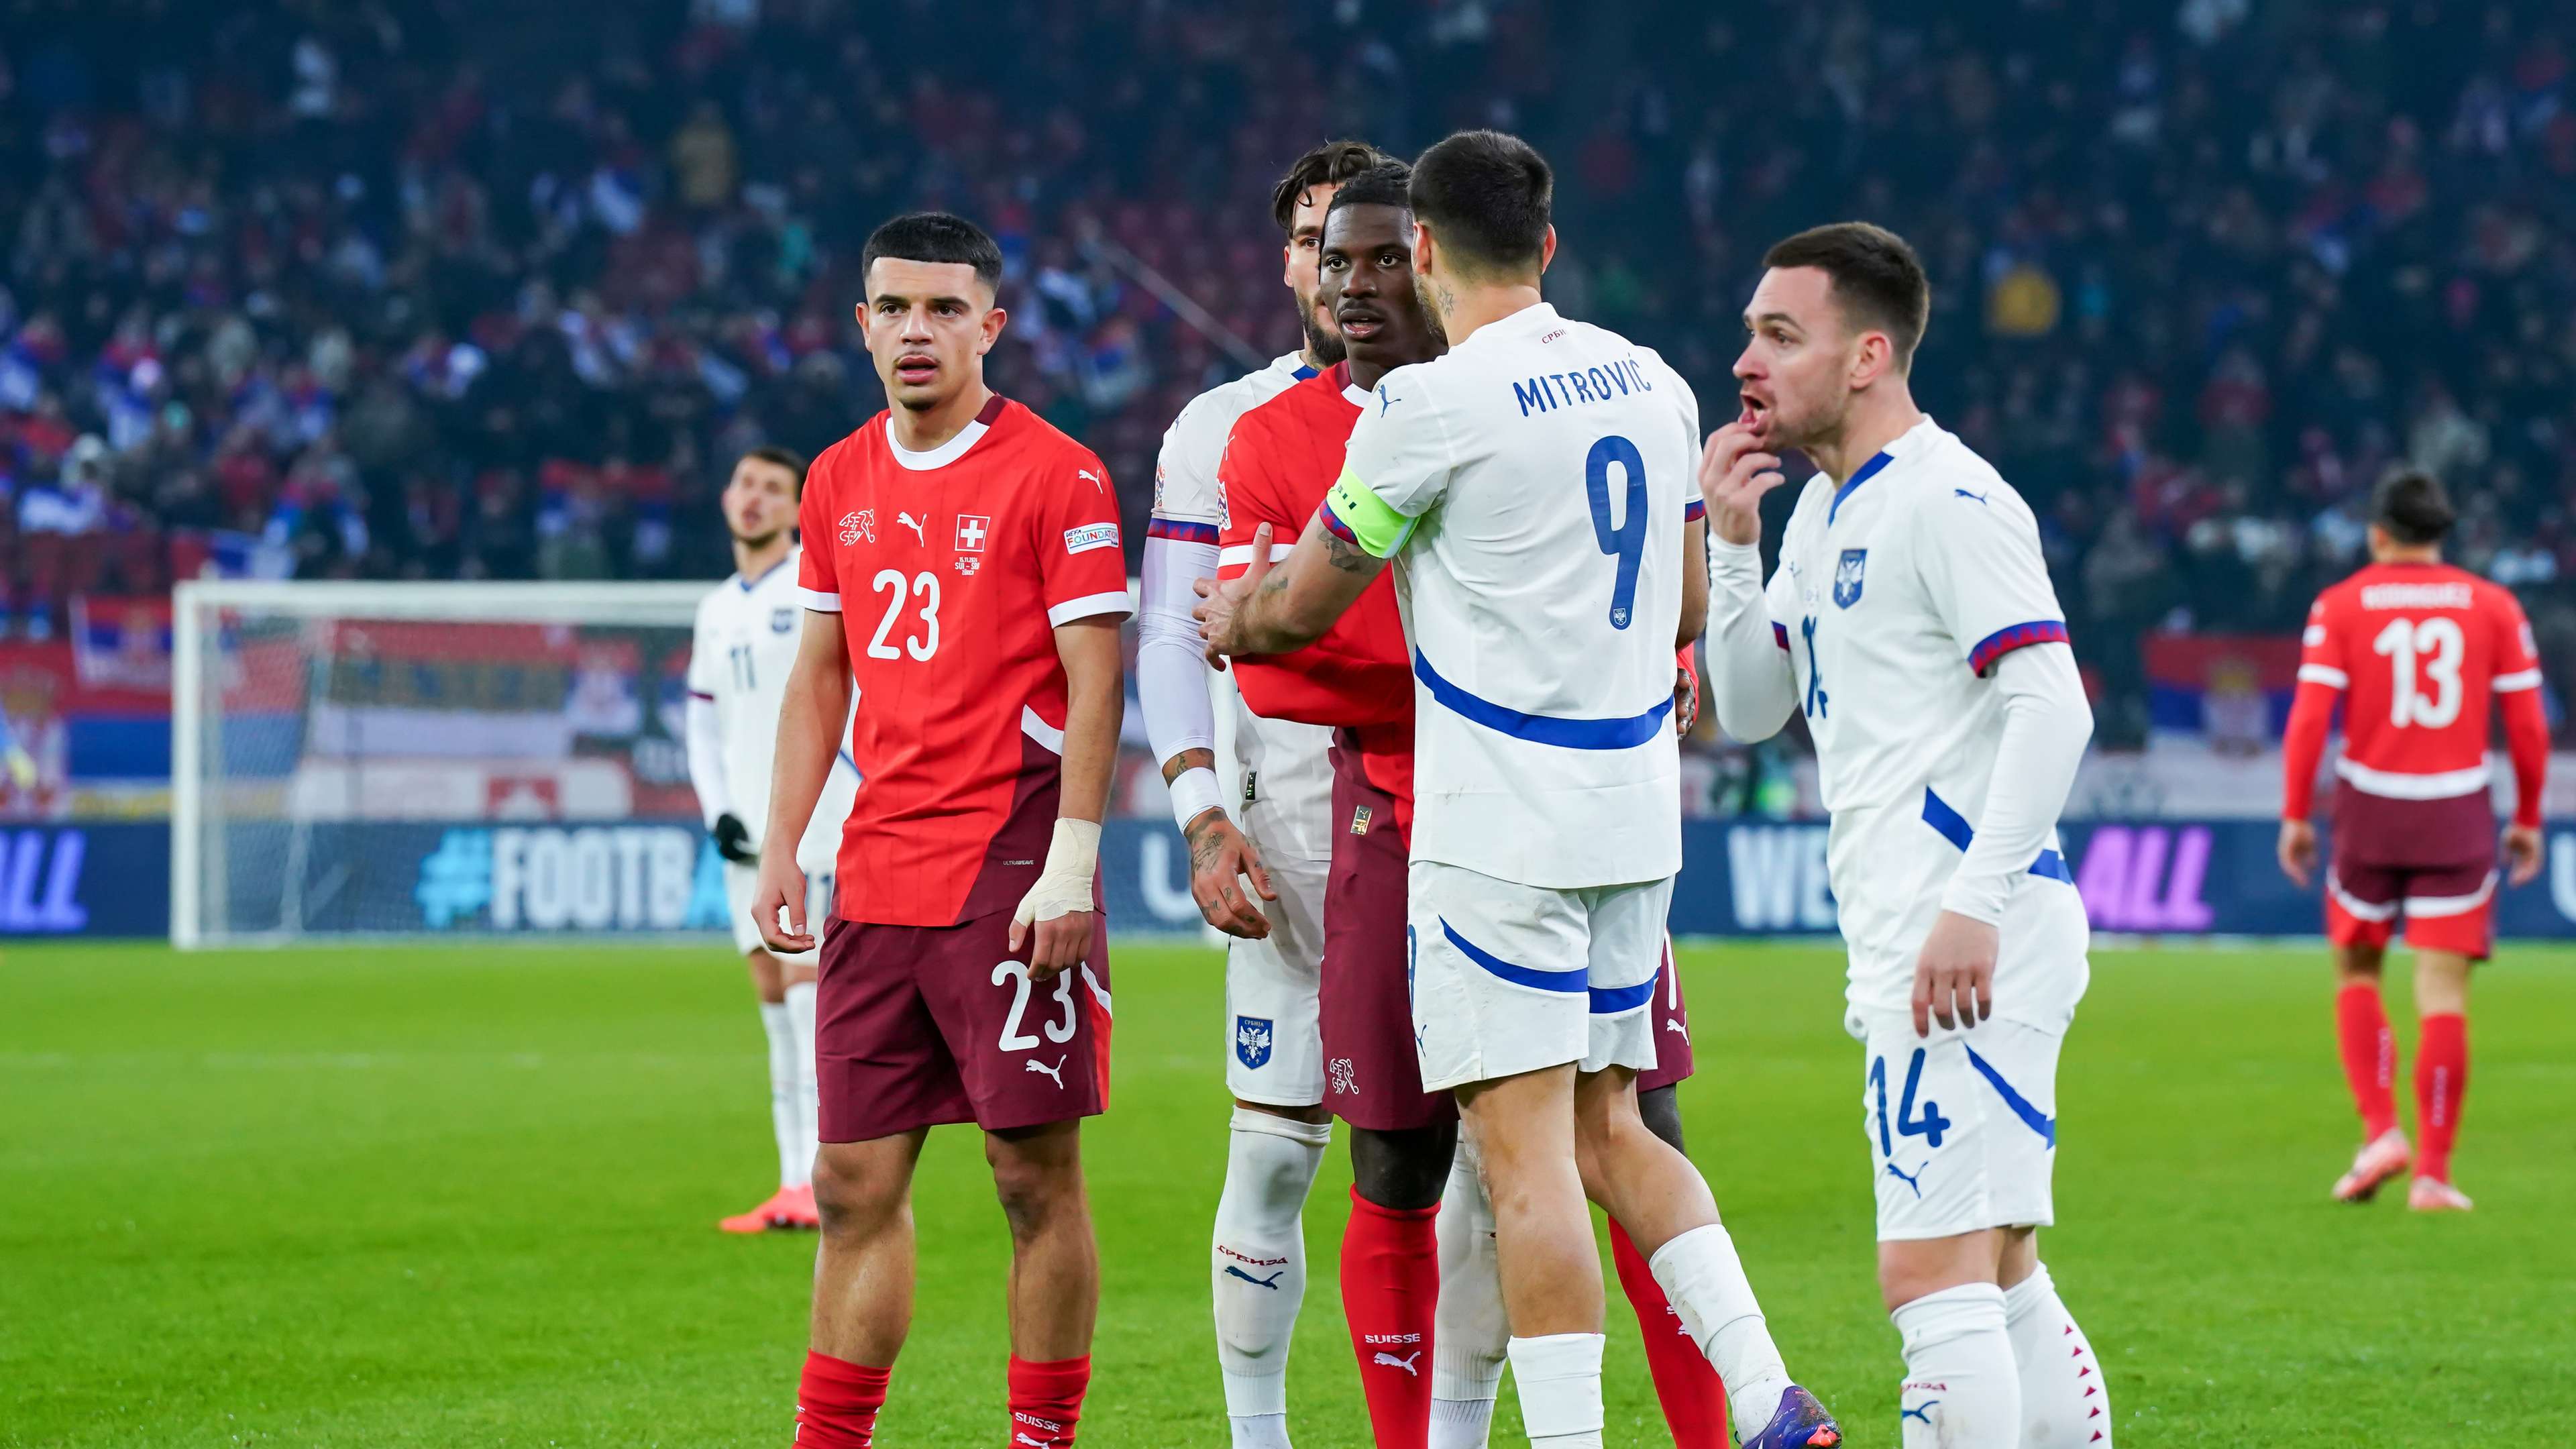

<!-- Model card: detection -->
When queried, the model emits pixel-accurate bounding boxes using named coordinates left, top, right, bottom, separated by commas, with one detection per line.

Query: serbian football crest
left=1234, top=1015, right=1274, bottom=1069
left=1834, top=548, right=1867, bottom=608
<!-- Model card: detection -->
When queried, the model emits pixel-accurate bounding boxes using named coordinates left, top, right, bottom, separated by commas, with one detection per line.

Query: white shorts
left=1407, top=861, right=1671, bottom=1093
left=1849, top=1008, right=2063, bottom=1241
left=726, top=861, right=835, bottom=967
left=1225, top=853, right=1328, bottom=1106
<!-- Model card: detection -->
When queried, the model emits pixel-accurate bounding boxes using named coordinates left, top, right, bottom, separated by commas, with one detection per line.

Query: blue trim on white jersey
left=1413, top=651, right=1674, bottom=751
left=1291, top=364, right=1320, bottom=380
left=1964, top=1044, right=2057, bottom=1146
left=1920, top=787, right=2073, bottom=885
left=736, top=554, right=794, bottom=592
left=1827, top=449, right=1896, bottom=527
left=1440, top=918, right=1585, bottom=993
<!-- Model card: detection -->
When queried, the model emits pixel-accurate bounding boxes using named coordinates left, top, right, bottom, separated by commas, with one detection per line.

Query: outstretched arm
left=1195, top=515, right=1383, bottom=662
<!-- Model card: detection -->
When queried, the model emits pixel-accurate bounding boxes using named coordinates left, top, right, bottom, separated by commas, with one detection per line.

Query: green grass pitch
left=3, top=938, right=2571, bottom=1446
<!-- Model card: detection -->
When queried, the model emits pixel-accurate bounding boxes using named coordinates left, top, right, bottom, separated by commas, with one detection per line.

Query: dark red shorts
left=814, top=908, right=1112, bottom=1142
left=1321, top=739, right=1456, bottom=1132
left=2325, top=784, right=2499, bottom=959
left=1637, top=938, right=1697, bottom=1094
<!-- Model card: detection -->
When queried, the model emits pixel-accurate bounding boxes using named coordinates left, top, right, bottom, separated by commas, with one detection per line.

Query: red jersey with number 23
left=2287, top=560, right=2545, bottom=820
left=798, top=395, right=1132, bottom=926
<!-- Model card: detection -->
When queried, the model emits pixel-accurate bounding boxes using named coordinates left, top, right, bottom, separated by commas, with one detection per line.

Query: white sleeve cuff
left=1048, top=590, right=1134, bottom=626
left=800, top=588, right=842, bottom=612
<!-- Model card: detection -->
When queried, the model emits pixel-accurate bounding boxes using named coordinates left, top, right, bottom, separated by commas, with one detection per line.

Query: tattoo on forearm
left=1162, top=747, right=1216, bottom=785
left=1323, top=532, right=1371, bottom=574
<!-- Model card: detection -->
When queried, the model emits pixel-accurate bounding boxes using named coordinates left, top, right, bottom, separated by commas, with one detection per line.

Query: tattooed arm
left=1194, top=515, right=1387, bottom=663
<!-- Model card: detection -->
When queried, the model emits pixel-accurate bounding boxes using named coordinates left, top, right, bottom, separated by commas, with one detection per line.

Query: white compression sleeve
left=684, top=693, right=732, bottom=830
left=1138, top=530, right=1222, bottom=769
left=1939, top=641, right=2093, bottom=924
left=1704, top=537, right=1797, bottom=743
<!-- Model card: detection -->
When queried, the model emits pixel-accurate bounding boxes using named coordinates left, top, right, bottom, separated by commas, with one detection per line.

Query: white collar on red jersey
left=885, top=396, right=1006, bottom=472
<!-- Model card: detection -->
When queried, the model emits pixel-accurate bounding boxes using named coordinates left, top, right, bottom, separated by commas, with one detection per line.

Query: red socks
left=1342, top=1186, right=1440, bottom=1449
left=795, top=1352, right=890, bottom=1448
left=1006, top=1354, right=1091, bottom=1448
left=2335, top=983, right=2398, bottom=1140
left=1609, top=1218, right=1728, bottom=1449
left=2415, top=1013, right=2468, bottom=1183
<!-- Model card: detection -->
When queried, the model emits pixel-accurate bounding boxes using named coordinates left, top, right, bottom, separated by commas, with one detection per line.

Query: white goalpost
left=170, top=580, right=714, bottom=949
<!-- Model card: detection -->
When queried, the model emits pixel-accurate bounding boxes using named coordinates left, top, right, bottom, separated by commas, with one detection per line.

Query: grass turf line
left=1, top=940, right=2570, bottom=1446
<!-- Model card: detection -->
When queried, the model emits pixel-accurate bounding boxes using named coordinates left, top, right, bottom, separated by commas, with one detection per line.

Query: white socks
left=1647, top=1222, right=1793, bottom=1431
left=1508, top=1333, right=1604, bottom=1448
left=783, top=980, right=818, bottom=1184
left=1893, top=1282, right=2019, bottom=1448
left=1432, top=1130, right=1508, bottom=1448
left=2005, top=1263, right=2111, bottom=1446
left=757, top=996, right=812, bottom=1189
left=1212, top=1107, right=1330, bottom=1444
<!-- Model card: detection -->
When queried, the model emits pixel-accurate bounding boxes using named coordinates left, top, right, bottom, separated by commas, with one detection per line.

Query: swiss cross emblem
left=956, top=514, right=990, bottom=552
left=839, top=509, right=875, bottom=545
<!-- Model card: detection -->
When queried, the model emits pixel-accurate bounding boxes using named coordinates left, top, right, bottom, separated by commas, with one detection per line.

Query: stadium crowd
left=3, top=0, right=2571, bottom=743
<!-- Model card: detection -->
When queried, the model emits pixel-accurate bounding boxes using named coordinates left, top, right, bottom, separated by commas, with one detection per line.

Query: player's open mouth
left=1338, top=309, right=1386, bottom=341
left=894, top=354, right=938, bottom=384
left=1739, top=393, right=1770, bottom=426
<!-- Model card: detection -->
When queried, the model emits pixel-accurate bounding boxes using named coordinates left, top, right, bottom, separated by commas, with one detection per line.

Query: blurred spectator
left=0, top=0, right=2567, bottom=744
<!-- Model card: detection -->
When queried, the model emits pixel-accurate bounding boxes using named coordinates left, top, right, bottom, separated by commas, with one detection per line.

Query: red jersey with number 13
left=798, top=395, right=1132, bottom=927
left=2287, top=560, right=2544, bottom=818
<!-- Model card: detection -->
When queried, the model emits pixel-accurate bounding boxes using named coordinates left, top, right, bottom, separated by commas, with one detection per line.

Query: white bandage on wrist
left=1013, top=817, right=1102, bottom=930
left=1168, top=765, right=1227, bottom=832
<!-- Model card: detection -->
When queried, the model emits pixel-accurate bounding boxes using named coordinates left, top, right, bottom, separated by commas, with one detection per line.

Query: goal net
left=171, top=581, right=721, bottom=947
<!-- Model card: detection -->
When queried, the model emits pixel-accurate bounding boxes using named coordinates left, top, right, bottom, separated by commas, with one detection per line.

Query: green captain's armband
left=1320, top=466, right=1415, bottom=559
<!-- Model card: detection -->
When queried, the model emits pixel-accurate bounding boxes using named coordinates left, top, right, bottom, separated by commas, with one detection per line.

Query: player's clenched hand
left=751, top=849, right=813, bottom=955
left=1012, top=818, right=1102, bottom=981
left=1193, top=521, right=1273, bottom=667
left=2502, top=822, right=2543, bottom=888
left=1698, top=421, right=1786, bottom=547
left=1672, top=663, right=1700, bottom=736
left=2276, top=818, right=2318, bottom=888
left=1912, top=910, right=1998, bottom=1037
left=1185, top=808, right=1275, bottom=938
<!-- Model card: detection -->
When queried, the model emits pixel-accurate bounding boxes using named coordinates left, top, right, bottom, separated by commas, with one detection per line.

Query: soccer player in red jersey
left=2277, top=469, right=2548, bottom=1213
left=751, top=213, right=1129, bottom=1448
left=1214, top=164, right=1729, bottom=1449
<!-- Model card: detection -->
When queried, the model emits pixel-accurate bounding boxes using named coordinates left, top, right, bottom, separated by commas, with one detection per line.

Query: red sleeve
left=2492, top=590, right=2548, bottom=827
left=1214, top=417, right=1299, bottom=573
left=1036, top=447, right=1132, bottom=625
left=796, top=448, right=841, bottom=611
left=2282, top=593, right=2344, bottom=821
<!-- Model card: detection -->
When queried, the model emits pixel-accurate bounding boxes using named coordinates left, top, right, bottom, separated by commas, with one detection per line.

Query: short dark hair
left=1762, top=222, right=1932, bottom=369
left=1407, top=130, right=1551, bottom=276
left=1271, top=140, right=1400, bottom=232
left=2371, top=468, right=2455, bottom=545
left=861, top=211, right=1003, bottom=297
left=1324, top=162, right=1413, bottom=219
left=739, top=444, right=808, bottom=496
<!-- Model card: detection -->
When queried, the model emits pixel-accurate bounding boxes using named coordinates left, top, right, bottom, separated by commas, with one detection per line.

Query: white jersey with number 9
left=1325, top=302, right=1699, bottom=889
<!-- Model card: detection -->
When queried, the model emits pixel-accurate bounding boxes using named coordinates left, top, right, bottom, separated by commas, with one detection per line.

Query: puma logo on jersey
left=896, top=511, right=926, bottom=543
left=1025, top=1055, right=1066, bottom=1089
left=1953, top=488, right=1990, bottom=504
left=1372, top=1350, right=1421, bottom=1376
left=1077, top=468, right=1106, bottom=493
